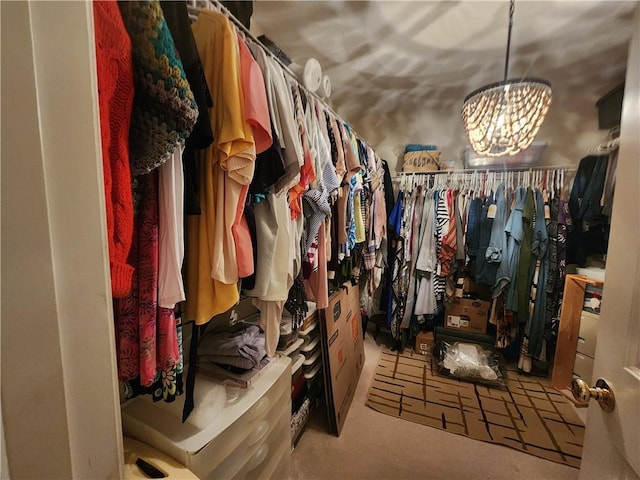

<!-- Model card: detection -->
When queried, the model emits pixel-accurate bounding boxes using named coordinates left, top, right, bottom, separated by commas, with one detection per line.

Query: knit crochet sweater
left=119, top=0, right=198, bottom=175
left=93, top=0, right=135, bottom=297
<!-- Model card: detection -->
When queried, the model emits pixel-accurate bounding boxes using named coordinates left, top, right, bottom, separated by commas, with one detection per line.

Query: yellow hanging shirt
left=185, top=11, right=256, bottom=325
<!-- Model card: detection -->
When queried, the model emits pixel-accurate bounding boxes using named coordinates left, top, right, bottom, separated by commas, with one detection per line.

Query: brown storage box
left=415, top=331, right=434, bottom=356
left=462, top=278, right=492, bottom=301
left=445, top=297, right=490, bottom=334
left=320, top=283, right=365, bottom=436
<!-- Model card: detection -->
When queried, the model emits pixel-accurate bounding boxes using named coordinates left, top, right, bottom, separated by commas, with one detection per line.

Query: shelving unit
left=121, top=357, right=292, bottom=479
left=552, top=274, right=604, bottom=405
left=289, top=303, right=325, bottom=448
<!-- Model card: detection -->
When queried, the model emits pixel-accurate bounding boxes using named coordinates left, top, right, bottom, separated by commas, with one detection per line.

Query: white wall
left=1, top=2, right=123, bottom=478
left=353, top=84, right=615, bottom=173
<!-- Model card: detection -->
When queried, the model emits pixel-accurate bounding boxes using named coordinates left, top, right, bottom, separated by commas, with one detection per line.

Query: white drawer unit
left=577, top=311, right=599, bottom=358
left=573, top=352, right=595, bottom=384
left=121, top=355, right=292, bottom=479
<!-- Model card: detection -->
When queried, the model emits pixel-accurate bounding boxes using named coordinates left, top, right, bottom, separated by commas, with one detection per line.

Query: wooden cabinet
left=551, top=274, right=604, bottom=392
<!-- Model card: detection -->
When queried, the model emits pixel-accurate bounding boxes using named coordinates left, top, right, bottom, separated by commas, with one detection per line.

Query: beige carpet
left=366, top=347, right=584, bottom=469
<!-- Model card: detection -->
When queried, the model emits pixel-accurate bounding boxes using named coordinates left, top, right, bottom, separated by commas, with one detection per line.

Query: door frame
left=1, top=2, right=123, bottom=478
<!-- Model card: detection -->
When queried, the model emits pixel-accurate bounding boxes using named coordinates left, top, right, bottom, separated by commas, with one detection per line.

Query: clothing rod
left=186, top=0, right=372, bottom=149
left=393, top=165, right=576, bottom=177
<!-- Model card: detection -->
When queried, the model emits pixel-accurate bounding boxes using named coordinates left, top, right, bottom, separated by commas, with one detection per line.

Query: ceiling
left=252, top=1, right=637, bottom=168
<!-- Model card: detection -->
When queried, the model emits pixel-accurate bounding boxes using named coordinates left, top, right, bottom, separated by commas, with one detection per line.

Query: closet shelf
left=303, top=362, right=322, bottom=380
left=277, top=337, right=304, bottom=357
left=300, top=336, right=320, bottom=353
left=298, top=320, right=318, bottom=337
left=302, top=350, right=321, bottom=366
left=291, top=354, right=305, bottom=376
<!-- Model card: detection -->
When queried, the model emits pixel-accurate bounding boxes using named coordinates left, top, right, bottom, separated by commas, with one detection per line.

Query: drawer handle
left=249, top=397, right=271, bottom=420
left=248, top=420, right=270, bottom=446
left=245, top=444, right=269, bottom=472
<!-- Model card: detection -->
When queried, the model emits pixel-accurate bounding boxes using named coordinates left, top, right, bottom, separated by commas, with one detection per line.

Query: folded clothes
left=198, top=325, right=266, bottom=370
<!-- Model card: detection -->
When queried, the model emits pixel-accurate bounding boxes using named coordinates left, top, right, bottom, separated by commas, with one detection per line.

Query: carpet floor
left=291, top=326, right=583, bottom=479
left=366, top=346, right=584, bottom=468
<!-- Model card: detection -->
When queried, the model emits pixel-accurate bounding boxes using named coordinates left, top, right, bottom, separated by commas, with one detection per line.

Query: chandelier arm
left=504, top=0, right=515, bottom=82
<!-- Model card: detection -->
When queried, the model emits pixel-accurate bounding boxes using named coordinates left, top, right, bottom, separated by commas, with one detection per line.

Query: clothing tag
left=544, top=204, right=551, bottom=221
left=487, top=204, right=497, bottom=219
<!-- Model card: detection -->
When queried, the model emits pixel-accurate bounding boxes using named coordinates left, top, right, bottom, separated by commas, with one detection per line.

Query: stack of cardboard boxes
left=415, top=278, right=495, bottom=356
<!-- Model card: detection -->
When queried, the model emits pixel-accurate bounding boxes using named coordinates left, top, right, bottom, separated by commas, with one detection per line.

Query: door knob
left=571, top=378, right=615, bottom=412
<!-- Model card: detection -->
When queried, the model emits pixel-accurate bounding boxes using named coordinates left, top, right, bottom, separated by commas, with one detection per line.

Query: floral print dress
left=116, top=171, right=183, bottom=402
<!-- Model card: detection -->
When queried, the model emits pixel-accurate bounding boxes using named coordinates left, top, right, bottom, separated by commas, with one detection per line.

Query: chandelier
left=462, top=0, right=552, bottom=157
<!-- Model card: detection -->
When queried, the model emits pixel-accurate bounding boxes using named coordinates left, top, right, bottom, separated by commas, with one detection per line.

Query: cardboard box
left=445, top=297, right=490, bottom=334
left=462, top=278, right=492, bottom=301
left=320, top=283, right=365, bottom=436
left=415, top=331, right=434, bottom=356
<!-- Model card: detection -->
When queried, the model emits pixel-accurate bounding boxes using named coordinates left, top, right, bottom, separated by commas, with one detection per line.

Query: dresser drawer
left=231, top=408, right=291, bottom=480
left=577, top=311, right=598, bottom=358
left=212, top=403, right=291, bottom=479
left=122, top=356, right=291, bottom=479
left=192, top=366, right=291, bottom=477
left=266, top=443, right=292, bottom=480
left=573, top=352, right=594, bottom=384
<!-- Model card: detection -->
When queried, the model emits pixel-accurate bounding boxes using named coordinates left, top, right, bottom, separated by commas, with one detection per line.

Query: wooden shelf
left=551, top=274, right=604, bottom=390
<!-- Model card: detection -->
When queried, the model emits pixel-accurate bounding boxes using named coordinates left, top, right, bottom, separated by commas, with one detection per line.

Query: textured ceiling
left=252, top=1, right=637, bottom=167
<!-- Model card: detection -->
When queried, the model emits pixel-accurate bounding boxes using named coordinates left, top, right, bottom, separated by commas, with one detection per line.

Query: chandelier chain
left=461, top=0, right=551, bottom=157
left=504, top=0, right=515, bottom=82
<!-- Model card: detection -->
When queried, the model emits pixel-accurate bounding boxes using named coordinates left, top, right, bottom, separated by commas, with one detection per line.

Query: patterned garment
left=439, top=189, right=457, bottom=277
left=433, top=190, right=447, bottom=301
left=116, top=172, right=180, bottom=396
left=491, top=292, right=514, bottom=349
left=118, top=0, right=198, bottom=175
left=347, top=175, right=358, bottom=252
left=288, top=82, right=316, bottom=219
left=389, top=193, right=411, bottom=340
left=123, top=313, right=184, bottom=402
left=557, top=199, right=571, bottom=280
left=545, top=196, right=560, bottom=324
left=401, top=188, right=424, bottom=329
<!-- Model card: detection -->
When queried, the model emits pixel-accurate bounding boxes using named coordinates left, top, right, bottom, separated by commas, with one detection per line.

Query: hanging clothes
left=158, top=148, right=186, bottom=308
left=185, top=10, right=256, bottom=324
left=401, top=187, right=424, bottom=329
left=378, top=170, right=574, bottom=359
left=465, top=196, right=482, bottom=278
left=487, top=183, right=508, bottom=296
left=386, top=191, right=404, bottom=339
left=118, top=0, right=198, bottom=175
left=519, top=188, right=550, bottom=373
left=515, top=188, right=535, bottom=323
left=116, top=172, right=180, bottom=397
left=414, top=190, right=437, bottom=317
left=475, top=193, right=498, bottom=286
left=567, top=154, right=610, bottom=266
left=159, top=0, right=214, bottom=216
left=93, top=0, right=135, bottom=299
left=505, top=186, right=526, bottom=311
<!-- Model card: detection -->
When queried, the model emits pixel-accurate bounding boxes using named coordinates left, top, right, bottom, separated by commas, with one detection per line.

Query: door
left=579, top=8, right=640, bottom=480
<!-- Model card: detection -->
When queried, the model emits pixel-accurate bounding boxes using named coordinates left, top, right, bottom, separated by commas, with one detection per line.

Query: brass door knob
left=571, top=378, right=616, bottom=412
